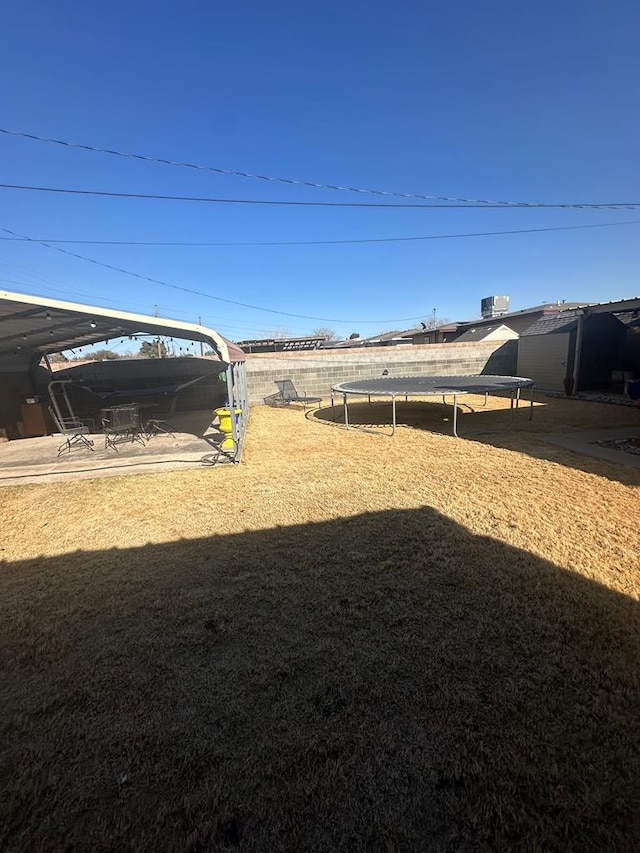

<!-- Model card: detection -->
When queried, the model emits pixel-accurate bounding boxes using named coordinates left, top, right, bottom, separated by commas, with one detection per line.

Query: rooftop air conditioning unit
left=481, top=295, right=509, bottom=319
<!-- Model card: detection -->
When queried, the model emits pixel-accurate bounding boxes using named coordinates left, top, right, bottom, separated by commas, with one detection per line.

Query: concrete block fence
left=245, top=340, right=517, bottom=404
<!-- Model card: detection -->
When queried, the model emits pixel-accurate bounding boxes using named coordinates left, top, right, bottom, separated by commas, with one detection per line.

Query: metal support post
left=572, top=312, right=584, bottom=395
left=226, top=366, right=237, bottom=458
left=529, top=384, right=534, bottom=420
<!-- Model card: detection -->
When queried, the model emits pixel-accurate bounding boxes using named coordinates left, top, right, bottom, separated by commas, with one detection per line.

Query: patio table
left=101, top=404, right=146, bottom=451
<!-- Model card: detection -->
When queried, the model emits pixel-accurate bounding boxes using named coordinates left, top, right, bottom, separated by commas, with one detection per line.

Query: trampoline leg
left=509, top=391, right=515, bottom=429
left=516, top=387, right=521, bottom=410
left=368, top=395, right=372, bottom=407
left=392, top=395, right=396, bottom=436
left=483, top=392, right=488, bottom=407
left=344, top=394, right=349, bottom=430
left=529, top=385, right=534, bottom=421
left=453, top=394, right=459, bottom=437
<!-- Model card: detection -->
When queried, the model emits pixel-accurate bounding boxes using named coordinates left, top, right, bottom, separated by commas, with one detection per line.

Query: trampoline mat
left=332, top=374, right=533, bottom=396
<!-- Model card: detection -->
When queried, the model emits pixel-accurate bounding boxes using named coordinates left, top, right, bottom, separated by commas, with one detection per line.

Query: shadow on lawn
left=312, top=397, right=640, bottom=487
left=1, top=508, right=639, bottom=852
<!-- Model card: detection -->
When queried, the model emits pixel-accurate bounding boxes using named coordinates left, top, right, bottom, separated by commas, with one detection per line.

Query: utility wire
left=0, top=279, right=292, bottom=335
left=0, top=226, right=427, bottom=324
left=0, top=126, right=633, bottom=210
left=0, top=182, right=638, bottom=210
left=0, top=254, right=374, bottom=334
left=0, top=255, right=291, bottom=331
left=1, top=219, right=639, bottom=246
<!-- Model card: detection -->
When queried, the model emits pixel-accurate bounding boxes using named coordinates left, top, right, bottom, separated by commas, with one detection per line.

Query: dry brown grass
left=1, top=395, right=639, bottom=851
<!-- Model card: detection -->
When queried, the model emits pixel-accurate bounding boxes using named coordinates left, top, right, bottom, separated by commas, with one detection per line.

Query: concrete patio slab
left=0, top=409, right=233, bottom=486
left=536, top=426, right=640, bottom=470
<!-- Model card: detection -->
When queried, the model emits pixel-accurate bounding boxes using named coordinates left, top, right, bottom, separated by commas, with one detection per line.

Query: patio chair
left=201, top=434, right=238, bottom=466
left=274, top=379, right=322, bottom=410
left=139, top=377, right=206, bottom=439
left=143, top=418, right=175, bottom=440
left=48, top=406, right=95, bottom=457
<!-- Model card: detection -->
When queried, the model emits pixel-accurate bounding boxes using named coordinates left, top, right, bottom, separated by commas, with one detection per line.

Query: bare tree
left=262, top=327, right=292, bottom=340
left=311, top=327, right=340, bottom=341
left=420, top=315, right=451, bottom=330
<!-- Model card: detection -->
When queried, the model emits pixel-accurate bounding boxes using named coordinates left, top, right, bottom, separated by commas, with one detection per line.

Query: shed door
left=517, top=333, right=571, bottom=392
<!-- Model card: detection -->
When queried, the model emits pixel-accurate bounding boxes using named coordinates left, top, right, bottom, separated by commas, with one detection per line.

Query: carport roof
left=0, top=289, right=245, bottom=363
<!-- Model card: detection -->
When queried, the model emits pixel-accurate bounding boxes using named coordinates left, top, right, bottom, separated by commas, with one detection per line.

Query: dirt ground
left=1, top=395, right=639, bottom=851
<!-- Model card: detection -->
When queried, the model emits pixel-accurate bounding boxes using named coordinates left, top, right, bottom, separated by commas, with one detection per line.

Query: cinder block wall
left=246, top=340, right=518, bottom=403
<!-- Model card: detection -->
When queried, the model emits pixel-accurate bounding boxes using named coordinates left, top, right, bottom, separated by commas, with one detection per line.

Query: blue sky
left=1, top=1, right=639, bottom=344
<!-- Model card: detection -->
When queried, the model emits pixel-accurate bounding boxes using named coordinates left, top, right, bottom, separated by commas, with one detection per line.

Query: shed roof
left=522, top=297, right=640, bottom=336
left=582, top=296, right=640, bottom=314
left=520, top=313, right=580, bottom=337
left=0, top=289, right=245, bottom=365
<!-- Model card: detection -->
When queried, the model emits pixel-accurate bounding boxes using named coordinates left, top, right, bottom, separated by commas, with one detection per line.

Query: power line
left=0, top=126, right=633, bottom=210
left=1, top=182, right=638, bottom=210
left=1, top=219, right=639, bottom=246
left=0, top=226, right=427, bottom=324
left=0, top=279, right=295, bottom=336
left=0, top=255, right=324, bottom=334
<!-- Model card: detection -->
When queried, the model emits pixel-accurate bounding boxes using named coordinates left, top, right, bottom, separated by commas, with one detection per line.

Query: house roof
left=498, top=301, right=585, bottom=318
left=399, top=322, right=463, bottom=337
left=0, top=288, right=245, bottom=365
left=455, top=324, right=518, bottom=342
left=401, top=304, right=586, bottom=341
left=327, top=329, right=407, bottom=347
left=365, top=329, right=407, bottom=343
left=454, top=303, right=586, bottom=332
left=236, top=335, right=325, bottom=350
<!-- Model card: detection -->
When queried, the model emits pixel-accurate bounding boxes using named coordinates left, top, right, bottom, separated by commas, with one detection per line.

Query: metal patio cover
left=0, top=289, right=245, bottom=365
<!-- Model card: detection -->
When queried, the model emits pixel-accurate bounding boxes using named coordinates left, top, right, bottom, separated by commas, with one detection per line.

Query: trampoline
left=330, top=374, right=534, bottom=437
